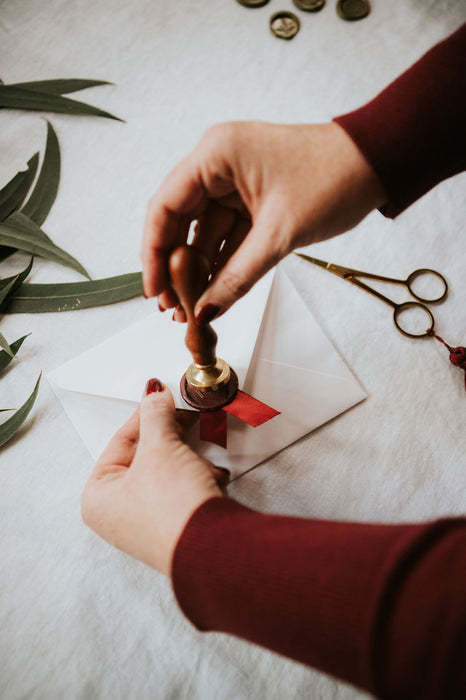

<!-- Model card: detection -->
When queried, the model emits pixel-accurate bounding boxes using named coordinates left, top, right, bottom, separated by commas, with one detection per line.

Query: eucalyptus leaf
left=0, top=152, right=39, bottom=222
left=0, top=373, right=41, bottom=448
left=3, top=272, right=143, bottom=313
left=0, top=331, right=13, bottom=357
left=0, top=334, right=29, bottom=376
left=0, top=257, right=34, bottom=297
left=22, top=121, right=60, bottom=226
left=0, top=276, right=17, bottom=306
left=9, top=79, right=112, bottom=95
left=0, top=85, right=123, bottom=121
left=0, top=212, right=90, bottom=278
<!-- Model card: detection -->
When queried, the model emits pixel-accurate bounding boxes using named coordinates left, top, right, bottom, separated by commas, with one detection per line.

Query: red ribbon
left=199, top=390, right=280, bottom=448
left=427, top=329, right=466, bottom=390
left=200, top=410, right=228, bottom=449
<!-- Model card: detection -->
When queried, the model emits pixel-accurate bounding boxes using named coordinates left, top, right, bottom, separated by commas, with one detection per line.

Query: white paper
left=48, top=267, right=367, bottom=476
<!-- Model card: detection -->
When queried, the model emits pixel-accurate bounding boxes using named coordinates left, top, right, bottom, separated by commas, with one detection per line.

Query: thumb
left=139, top=378, right=178, bottom=448
left=194, top=213, right=282, bottom=323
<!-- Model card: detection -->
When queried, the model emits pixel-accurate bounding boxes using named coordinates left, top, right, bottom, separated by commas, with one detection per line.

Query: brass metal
left=292, top=0, right=326, bottom=12
left=337, top=0, right=370, bottom=21
left=295, top=253, right=448, bottom=339
left=270, top=11, right=300, bottom=40
left=185, top=357, right=231, bottom=392
left=393, top=303, right=435, bottom=339
left=236, top=0, right=270, bottom=7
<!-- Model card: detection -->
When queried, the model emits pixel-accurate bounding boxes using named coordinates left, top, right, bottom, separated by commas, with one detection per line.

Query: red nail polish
left=143, top=291, right=149, bottom=299
left=196, top=303, right=221, bottom=325
left=158, top=301, right=166, bottom=312
left=145, top=378, right=164, bottom=395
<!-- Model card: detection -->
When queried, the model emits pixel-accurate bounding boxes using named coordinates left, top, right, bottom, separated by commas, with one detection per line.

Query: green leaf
left=0, top=212, right=90, bottom=279
left=2, top=272, right=143, bottom=313
left=0, top=334, right=29, bottom=376
left=0, top=85, right=123, bottom=121
left=0, top=331, right=14, bottom=357
left=8, top=79, right=112, bottom=95
left=0, top=276, right=17, bottom=306
left=0, top=152, right=39, bottom=222
left=22, top=121, right=60, bottom=226
left=0, top=257, right=34, bottom=297
left=0, top=373, right=41, bottom=448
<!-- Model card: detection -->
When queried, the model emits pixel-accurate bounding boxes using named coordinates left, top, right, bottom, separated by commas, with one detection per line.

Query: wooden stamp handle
left=168, top=246, right=217, bottom=366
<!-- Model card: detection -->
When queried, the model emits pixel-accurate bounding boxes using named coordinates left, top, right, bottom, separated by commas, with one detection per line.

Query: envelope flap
left=48, top=272, right=273, bottom=405
left=48, top=265, right=367, bottom=473
left=249, top=268, right=359, bottom=379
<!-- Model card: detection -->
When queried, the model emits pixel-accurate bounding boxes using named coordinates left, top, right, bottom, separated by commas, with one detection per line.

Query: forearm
left=172, top=497, right=466, bottom=698
left=334, top=23, right=466, bottom=217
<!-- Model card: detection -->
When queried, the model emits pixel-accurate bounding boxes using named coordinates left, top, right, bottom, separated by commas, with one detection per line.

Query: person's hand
left=141, top=121, right=386, bottom=323
left=81, top=379, right=228, bottom=576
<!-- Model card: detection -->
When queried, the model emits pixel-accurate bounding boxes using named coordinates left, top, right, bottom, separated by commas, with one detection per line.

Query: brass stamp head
left=185, top=358, right=231, bottom=392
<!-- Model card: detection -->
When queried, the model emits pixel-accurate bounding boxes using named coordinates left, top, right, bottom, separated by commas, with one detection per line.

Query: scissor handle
left=393, top=302, right=434, bottom=338
left=406, top=269, right=448, bottom=304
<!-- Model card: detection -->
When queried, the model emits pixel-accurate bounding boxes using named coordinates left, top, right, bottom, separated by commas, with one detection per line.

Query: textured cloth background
left=1, top=1, right=465, bottom=699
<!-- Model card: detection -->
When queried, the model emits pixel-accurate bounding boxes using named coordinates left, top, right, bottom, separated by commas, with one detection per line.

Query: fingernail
left=158, top=301, right=165, bottom=312
left=143, top=291, right=149, bottom=299
left=145, top=378, right=164, bottom=395
left=217, top=467, right=230, bottom=477
left=196, top=303, right=221, bottom=325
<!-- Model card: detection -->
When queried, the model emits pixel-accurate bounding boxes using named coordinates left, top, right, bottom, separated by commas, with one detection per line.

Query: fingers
left=175, top=408, right=199, bottom=433
left=210, top=465, right=230, bottom=490
left=194, top=207, right=283, bottom=322
left=138, top=379, right=178, bottom=449
left=91, top=407, right=140, bottom=478
left=156, top=213, right=192, bottom=312
left=192, top=201, right=236, bottom=269
left=141, top=155, right=208, bottom=299
left=141, top=125, right=239, bottom=301
left=211, top=214, right=250, bottom=277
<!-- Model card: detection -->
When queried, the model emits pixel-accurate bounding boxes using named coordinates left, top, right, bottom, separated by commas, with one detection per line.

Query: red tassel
left=427, top=329, right=466, bottom=390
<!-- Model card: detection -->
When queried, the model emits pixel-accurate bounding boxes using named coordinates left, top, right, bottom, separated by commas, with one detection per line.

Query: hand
left=141, top=121, right=386, bottom=322
left=81, top=379, right=228, bottom=576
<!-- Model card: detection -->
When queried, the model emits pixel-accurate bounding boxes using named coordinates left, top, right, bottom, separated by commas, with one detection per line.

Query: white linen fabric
left=0, top=2, right=465, bottom=699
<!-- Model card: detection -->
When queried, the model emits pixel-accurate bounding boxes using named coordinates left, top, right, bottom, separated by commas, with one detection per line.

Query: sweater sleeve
left=333, top=23, right=466, bottom=218
left=172, top=497, right=466, bottom=699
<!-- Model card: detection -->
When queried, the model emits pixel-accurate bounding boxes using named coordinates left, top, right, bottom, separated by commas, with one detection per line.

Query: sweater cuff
left=334, top=23, right=466, bottom=218
left=171, top=496, right=466, bottom=696
left=171, top=497, right=254, bottom=632
left=170, top=496, right=410, bottom=691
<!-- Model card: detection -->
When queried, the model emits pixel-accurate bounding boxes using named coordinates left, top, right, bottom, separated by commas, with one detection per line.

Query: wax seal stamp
left=269, top=11, right=301, bottom=40
left=337, top=0, right=370, bottom=21
left=236, top=0, right=270, bottom=6
left=168, top=245, right=239, bottom=412
left=292, top=0, right=326, bottom=12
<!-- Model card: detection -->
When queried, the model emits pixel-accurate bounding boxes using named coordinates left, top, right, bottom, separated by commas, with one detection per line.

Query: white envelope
left=47, top=266, right=367, bottom=477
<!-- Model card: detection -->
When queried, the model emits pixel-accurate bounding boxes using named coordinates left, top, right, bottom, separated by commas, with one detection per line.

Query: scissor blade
left=294, top=253, right=350, bottom=279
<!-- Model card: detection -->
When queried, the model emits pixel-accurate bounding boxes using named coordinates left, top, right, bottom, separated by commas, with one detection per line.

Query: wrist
left=330, top=121, right=387, bottom=210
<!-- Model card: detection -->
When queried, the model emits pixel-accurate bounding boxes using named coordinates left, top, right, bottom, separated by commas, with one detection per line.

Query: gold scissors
left=295, top=253, right=448, bottom=339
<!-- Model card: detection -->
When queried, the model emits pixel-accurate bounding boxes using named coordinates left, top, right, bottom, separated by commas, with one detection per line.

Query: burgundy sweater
left=172, top=24, right=466, bottom=699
